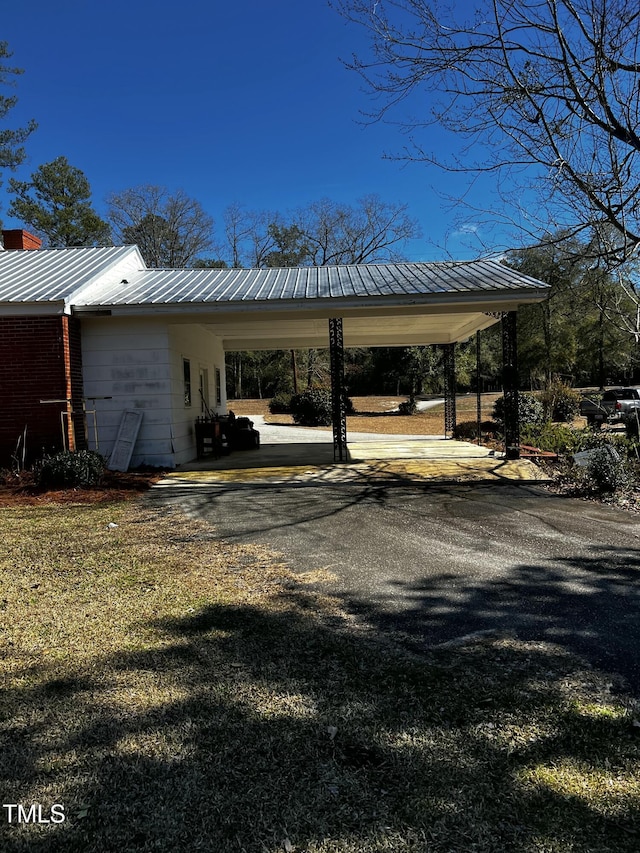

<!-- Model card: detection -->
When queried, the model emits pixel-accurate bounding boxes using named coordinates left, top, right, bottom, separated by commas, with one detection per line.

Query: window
left=183, top=358, right=192, bottom=407
left=199, top=367, right=209, bottom=414
left=215, top=368, right=222, bottom=406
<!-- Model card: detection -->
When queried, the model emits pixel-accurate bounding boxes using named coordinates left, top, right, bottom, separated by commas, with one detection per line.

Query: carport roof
left=72, top=256, right=549, bottom=348
left=0, top=244, right=549, bottom=346
left=73, top=258, right=548, bottom=306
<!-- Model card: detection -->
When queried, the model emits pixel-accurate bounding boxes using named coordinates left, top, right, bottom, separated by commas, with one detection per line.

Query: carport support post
left=329, top=318, right=347, bottom=461
left=442, top=343, right=457, bottom=437
left=501, top=311, right=520, bottom=460
left=476, top=330, right=482, bottom=444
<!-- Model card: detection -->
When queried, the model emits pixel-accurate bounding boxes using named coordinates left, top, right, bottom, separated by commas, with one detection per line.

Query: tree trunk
left=598, top=307, right=606, bottom=390
left=307, top=349, right=315, bottom=388
left=542, top=302, right=552, bottom=384
left=291, top=350, right=299, bottom=394
left=235, top=353, right=243, bottom=399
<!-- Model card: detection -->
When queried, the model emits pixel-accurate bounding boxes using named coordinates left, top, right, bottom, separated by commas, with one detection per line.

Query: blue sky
left=1, top=0, right=510, bottom=261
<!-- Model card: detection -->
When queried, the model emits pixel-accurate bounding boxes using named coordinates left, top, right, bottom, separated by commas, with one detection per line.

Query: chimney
left=2, top=229, right=43, bottom=250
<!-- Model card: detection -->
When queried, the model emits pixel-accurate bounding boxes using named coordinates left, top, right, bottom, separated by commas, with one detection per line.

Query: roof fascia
left=0, top=301, right=67, bottom=316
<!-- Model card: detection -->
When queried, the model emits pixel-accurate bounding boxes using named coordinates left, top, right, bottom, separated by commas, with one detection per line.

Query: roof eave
left=71, top=286, right=549, bottom=318
left=0, top=299, right=69, bottom=317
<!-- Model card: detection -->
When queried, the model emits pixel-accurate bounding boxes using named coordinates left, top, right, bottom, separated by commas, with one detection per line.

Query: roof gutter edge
left=70, top=286, right=550, bottom=317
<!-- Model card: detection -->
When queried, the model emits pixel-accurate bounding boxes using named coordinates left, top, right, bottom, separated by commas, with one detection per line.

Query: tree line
left=2, top=140, right=639, bottom=400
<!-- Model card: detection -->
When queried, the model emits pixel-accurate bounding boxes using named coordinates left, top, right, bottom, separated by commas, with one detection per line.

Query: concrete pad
left=163, top=434, right=547, bottom=487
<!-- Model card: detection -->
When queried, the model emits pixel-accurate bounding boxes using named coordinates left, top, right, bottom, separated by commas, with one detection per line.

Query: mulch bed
left=0, top=470, right=162, bottom=506
left=536, top=460, right=640, bottom=514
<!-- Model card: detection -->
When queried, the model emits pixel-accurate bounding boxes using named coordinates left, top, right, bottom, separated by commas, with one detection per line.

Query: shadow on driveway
left=149, top=479, right=640, bottom=694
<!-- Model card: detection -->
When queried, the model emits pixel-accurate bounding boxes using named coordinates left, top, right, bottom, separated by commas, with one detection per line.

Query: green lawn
left=1, top=499, right=639, bottom=852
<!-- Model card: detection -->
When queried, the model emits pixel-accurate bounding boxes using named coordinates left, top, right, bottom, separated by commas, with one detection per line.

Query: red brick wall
left=0, top=315, right=86, bottom=466
left=2, top=230, right=43, bottom=251
left=65, top=316, right=87, bottom=452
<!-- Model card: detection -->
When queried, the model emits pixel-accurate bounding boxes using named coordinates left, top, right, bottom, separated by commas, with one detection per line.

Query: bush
left=520, top=422, right=581, bottom=454
left=493, top=392, right=544, bottom=428
left=289, top=389, right=354, bottom=426
left=452, top=420, right=497, bottom=441
left=397, top=396, right=417, bottom=416
left=574, top=429, right=635, bottom=456
left=289, top=389, right=332, bottom=426
left=35, top=450, right=105, bottom=489
left=540, top=380, right=582, bottom=422
left=521, top=423, right=636, bottom=457
left=583, top=445, right=630, bottom=493
left=344, top=395, right=356, bottom=416
left=269, top=393, right=292, bottom=414
left=623, top=411, right=640, bottom=439
left=289, top=388, right=356, bottom=426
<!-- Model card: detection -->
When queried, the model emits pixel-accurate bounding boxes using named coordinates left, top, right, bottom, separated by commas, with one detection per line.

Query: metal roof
left=0, top=246, right=550, bottom=317
left=74, top=259, right=548, bottom=306
left=0, top=245, right=139, bottom=303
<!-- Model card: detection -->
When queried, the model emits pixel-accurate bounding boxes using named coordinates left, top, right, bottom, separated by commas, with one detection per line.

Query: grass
left=2, top=499, right=640, bottom=852
left=231, top=394, right=503, bottom=437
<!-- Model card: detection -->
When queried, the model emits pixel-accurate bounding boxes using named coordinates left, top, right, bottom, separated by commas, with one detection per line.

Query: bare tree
left=336, top=0, right=640, bottom=264
left=222, top=203, right=282, bottom=268
left=295, top=195, right=419, bottom=265
left=220, top=195, right=420, bottom=397
left=107, top=185, right=215, bottom=267
left=220, top=195, right=419, bottom=268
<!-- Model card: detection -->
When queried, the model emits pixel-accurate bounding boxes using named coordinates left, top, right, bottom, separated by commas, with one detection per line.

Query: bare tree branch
left=335, top=0, right=640, bottom=264
left=107, top=185, right=214, bottom=268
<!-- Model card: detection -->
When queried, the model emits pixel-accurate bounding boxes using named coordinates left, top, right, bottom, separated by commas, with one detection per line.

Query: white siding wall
left=81, top=317, right=226, bottom=468
left=168, top=324, right=226, bottom=466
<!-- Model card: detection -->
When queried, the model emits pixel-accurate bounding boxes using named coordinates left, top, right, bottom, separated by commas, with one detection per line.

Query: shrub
left=574, top=429, right=635, bottom=456
left=521, top=423, right=636, bottom=457
left=452, top=420, right=497, bottom=441
left=583, top=446, right=630, bottom=493
left=35, top=450, right=105, bottom=489
left=540, top=380, right=582, bottom=422
left=269, top=393, right=292, bottom=414
left=397, top=396, right=417, bottom=416
left=343, top=395, right=356, bottom=416
left=289, top=389, right=332, bottom=426
left=520, top=422, right=581, bottom=454
left=493, top=392, right=544, bottom=428
left=623, top=411, right=640, bottom=439
left=289, top=389, right=354, bottom=426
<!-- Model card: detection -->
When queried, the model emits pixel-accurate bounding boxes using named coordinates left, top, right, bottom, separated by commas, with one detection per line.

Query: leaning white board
left=108, top=410, right=143, bottom=472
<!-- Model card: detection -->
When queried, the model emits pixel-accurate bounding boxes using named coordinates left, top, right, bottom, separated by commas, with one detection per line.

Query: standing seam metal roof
left=75, top=259, right=549, bottom=306
left=0, top=245, right=138, bottom=302
left=0, top=249, right=550, bottom=307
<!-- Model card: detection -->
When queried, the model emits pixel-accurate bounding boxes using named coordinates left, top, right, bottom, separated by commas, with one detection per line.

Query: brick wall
left=2, top=229, right=42, bottom=251
left=0, top=315, right=86, bottom=466
left=65, top=316, right=87, bottom=452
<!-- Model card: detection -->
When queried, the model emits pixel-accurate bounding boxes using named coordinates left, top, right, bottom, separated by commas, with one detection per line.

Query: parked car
left=579, top=387, right=640, bottom=426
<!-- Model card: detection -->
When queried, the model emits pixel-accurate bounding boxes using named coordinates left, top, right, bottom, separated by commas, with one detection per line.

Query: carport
left=73, top=258, right=549, bottom=465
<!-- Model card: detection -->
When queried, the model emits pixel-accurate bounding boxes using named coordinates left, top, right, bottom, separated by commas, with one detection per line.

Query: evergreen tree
left=507, top=238, right=638, bottom=387
left=0, top=42, right=36, bottom=180
left=8, top=156, right=110, bottom=247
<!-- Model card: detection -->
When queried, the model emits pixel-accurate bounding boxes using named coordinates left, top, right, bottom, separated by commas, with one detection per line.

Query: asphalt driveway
left=150, top=477, right=640, bottom=694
